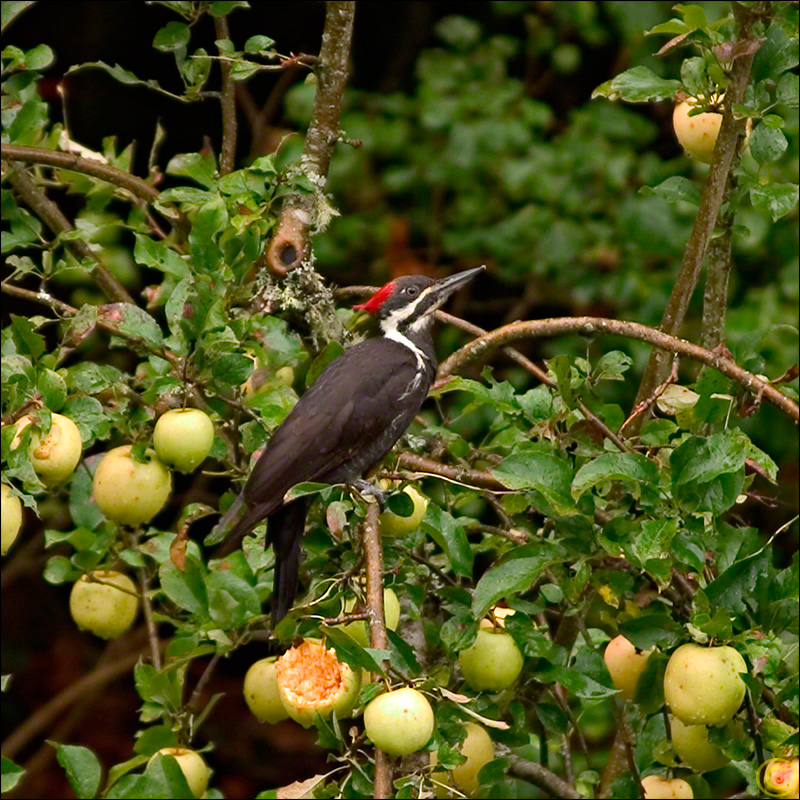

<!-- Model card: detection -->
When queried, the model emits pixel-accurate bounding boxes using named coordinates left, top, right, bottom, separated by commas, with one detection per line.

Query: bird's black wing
left=242, top=337, right=426, bottom=509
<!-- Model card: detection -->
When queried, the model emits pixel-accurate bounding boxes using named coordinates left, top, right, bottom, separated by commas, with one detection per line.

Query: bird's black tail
left=269, top=497, right=312, bottom=626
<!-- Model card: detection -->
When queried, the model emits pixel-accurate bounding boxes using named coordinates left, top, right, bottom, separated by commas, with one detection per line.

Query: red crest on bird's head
left=353, top=281, right=397, bottom=314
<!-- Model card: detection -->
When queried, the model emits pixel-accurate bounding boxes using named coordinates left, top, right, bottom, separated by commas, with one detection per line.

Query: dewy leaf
left=472, top=542, right=562, bottom=618
left=749, top=183, right=799, bottom=221
left=592, top=66, right=681, bottom=103
left=493, top=452, right=577, bottom=517
left=749, top=123, right=788, bottom=164
left=421, top=504, right=473, bottom=577
left=632, top=518, right=678, bottom=564
left=571, top=453, right=658, bottom=501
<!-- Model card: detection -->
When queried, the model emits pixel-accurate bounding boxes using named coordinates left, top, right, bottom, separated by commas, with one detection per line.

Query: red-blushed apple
left=642, top=774, right=693, bottom=799
left=604, top=635, right=654, bottom=701
left=69, top=570, right=138, bottom=639
left=153, top=408, right=215, bottom=473
left=430, top=721, right=495, bottom=796
left=458, top=628, right=523, bottom=691
left=1, top=483, right=23, bottom=555
left=363, top=687, right=434, bottom=756
left=93, top=445, right=172, bottom=525
left=12, top=412, right=82, bottom=485
left=275, top=639, right=360, bottom=727
left=243, top=656, right=289, bottom=724
left=664, top=643, right=746, bottom=725
left=148, top=747, right=210, bottom=798
left=762, top=758, right=799, bottom=799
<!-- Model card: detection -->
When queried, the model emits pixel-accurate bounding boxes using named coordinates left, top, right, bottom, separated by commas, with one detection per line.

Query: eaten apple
left=458, top=628, right=523, bottom=691
left=604, top=635, right=654, bottom=701
left=153, top=408, right=215, bottom=473
left=69, top=570, right=139, bottom=639
left=12, top=412, right=83, bottom=485
left=364, top=687, right=434, bottom=756
left=1, top=483, right=23, bottom=555
left=430, top=721, right=495, bottom=796
left=93, top=445, right=172, bottom=525
left=243, top=656, right=289, bottom=724
left=275, top=639, right=361, bottom=727
left=148, top=747, right=210, bottom=798
left=664, top=643, right=746, bottom=726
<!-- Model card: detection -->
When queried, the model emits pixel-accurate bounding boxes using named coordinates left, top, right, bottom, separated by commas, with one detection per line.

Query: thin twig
left=508, top=754, right=581, bottom=798
left=138, top=567, right=162, bottom=670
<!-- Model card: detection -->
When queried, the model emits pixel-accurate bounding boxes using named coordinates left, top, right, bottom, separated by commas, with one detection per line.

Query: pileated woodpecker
left=212, top=266, right=483, bottom=624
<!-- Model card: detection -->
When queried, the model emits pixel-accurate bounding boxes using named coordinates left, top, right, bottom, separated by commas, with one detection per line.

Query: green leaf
left=776, top=72, right=799, bottom=108
left=592, top=351, right=632, bottom=382
left=100, top=303, right=164, bottom=349
left=536, top=665, right=617, bottom=700
left=166, top=152, right=218, bottom=189
left=592, top=66, right=681, bottom=103
left=283, top=481, right=330, bottom=502
left=749, top=123, right=788, bottom=164
left=159, top=559, right=209, bottom=618
left=493, top=452, right=577, bottom=517
left=1, top=1, right=35, bottom=31
left=1, top=755, right=25, bottom=793
left=472, top=543, right=562, bottom=619
left=322, top=626, right=387, bottom=675
left=671, top=432, right=747, bottom=514
left=632, top=518, right=678, bottom=564
left=244, top=35, right=276, bottom=54
left=517, top=385, right=553, bottom=421
left=54, top=744, right=102, bottom=800
left=133, top=235, right=190, bottom=279
left=643, top=176, right=701, bottom=206
left=749, top=182, right=799, bottom=221
left=571, top=453, right=658, bottom=501
left=66, top=61, right=186, bottom=102
left=421, top=504, right=473, bottom=577
left=152, top=21, right=190, bottom=53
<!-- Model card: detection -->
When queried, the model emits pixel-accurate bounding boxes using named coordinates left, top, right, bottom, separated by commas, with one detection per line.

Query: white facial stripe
left=384, top=327, right=428, bottom=373
left=381, top=283, right=438, bottom=329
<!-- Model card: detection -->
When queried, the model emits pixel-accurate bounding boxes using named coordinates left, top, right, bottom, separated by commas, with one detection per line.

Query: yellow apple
left=604, top=635, right=654, bottom=701
left=12, top=412, right=82, bottom=485
left=1, top=483, right=23, bottom=555
left=69, top=570, right=138, bottom=639
left=364, top=687, right=434, bottom=756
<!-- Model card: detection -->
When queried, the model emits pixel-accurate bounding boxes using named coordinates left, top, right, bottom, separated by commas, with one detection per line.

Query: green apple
left=275, top=639, right=361, bottom=728
left=243, top=656, right=289, bottom=724
left=380, top=485, right=428, bottom=537
left=340, top=587, right=401, bottom=646
left=364, top=687, right=434, bottom=756
left=604, top=635, right=654, bottom=701
left=69, top=570, right=139, bottom=639
left=12, top=412, right=82, bottom=485
left=148, top=747, right=210, bottom=798
left=2, top=483, right=23, bottom=555
left=153, top=408, right=214, bottom=473
left=458, top=628, right=523, bottom=691
left=664, top=644, right=746, bottom=726
left=670, top=715, right=736, bottom=772
left=93, top=445, right=172, bottom=525
left=430, top=721, right=495, bottom=796
left=642, top=775, right=693, bottom=799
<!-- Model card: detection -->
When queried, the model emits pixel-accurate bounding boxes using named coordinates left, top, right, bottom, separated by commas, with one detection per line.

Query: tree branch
left=438, top=317, right=798, bottom=424
left=265, top=1, right=355, bottom=273
left=214, top=15, right=238, bottom=175
left=628, top=1, right=768, bottom=433
left=508, top=754, right=581, bottom=798
left=5, top=164, right=134, bottom=304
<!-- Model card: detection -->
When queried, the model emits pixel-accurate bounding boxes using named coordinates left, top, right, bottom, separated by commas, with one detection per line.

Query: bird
left=210, top=266, right=484, bottom=624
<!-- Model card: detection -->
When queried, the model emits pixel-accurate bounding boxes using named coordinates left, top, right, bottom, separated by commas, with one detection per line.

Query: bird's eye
left=406, top=286, right=419, bottom=297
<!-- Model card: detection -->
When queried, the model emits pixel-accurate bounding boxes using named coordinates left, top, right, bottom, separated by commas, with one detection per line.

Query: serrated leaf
left=571, top=453, right=658, bottom=500
left=592, top=66, right=681, bottom=103
left=749, top=182, right=799, bottom=221
left=493, top=452, right=576, bottom=517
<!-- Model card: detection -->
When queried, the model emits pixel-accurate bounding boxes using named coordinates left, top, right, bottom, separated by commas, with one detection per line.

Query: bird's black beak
left=426, top=265, right=484, bottom=312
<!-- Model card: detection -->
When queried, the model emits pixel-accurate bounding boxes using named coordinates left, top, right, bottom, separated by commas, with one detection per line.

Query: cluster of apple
left=241, top=601, right=513, bottom=795
left=3, top=408, right=216, bottom=641
left=604, top=634, right=750, bottom=798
